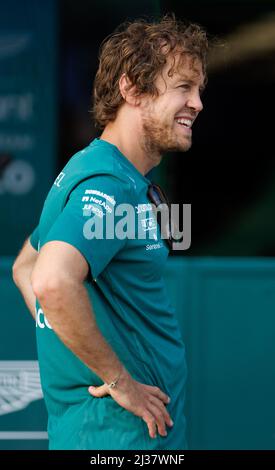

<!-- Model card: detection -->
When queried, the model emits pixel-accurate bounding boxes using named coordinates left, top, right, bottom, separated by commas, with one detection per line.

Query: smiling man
left=103, top=52, right=204, bottom=176
left=140, top=56, right=204, bottom=157
left=13, top=14, right=208, bottom=450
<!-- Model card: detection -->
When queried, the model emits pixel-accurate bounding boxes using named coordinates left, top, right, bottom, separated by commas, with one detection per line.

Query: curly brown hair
left=92, top=14, right=209, bottom=130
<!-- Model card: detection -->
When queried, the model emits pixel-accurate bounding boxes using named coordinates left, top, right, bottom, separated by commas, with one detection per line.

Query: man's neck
left=100, top=126, right=161, bottom=176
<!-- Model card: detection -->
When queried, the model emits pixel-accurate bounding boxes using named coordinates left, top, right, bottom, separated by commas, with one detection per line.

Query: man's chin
left=162, top=141, right=192, bottom=153
left=183, top=143, right=192, bottom=152
left=155, top=135, right=192, bottom=154
left=176, top=138, right=192, bottom=152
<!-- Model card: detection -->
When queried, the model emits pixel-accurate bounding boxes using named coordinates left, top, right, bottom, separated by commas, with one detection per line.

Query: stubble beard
left=141, top=111, right=192, bottom=160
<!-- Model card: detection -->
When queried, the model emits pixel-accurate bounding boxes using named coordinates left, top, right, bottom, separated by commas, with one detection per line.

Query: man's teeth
left=175, top=118, right=192, bottom=128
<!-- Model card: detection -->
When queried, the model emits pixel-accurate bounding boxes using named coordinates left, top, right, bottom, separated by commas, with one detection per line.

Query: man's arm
left=31, top=240, right=173, bottom=439
left=12, top=237, right=38, bottom=320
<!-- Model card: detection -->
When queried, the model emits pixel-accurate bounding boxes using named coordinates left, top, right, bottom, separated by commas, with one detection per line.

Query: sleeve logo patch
left=81, top=196, right=112, bottom=213
left=84, top=189, right=115, bottom=206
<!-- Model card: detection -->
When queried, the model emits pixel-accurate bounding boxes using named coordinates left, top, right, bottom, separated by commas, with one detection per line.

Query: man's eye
left=179, top=84, right=190, bottom=90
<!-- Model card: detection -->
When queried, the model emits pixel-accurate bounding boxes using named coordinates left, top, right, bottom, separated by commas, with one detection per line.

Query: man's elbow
left=31, top=273, right=71, bottom=311
left=12, top=259, right=23, bottom=287
left=12, top=239, right=37, bottom=286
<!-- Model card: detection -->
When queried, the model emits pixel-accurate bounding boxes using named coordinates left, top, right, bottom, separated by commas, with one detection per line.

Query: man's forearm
left=13, top=267, right=36, bottom=320
left=36, top=280, right=126, bottom=384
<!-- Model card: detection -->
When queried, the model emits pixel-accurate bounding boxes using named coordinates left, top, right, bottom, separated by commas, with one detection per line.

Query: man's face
left=140, top=54, right=205, bottom=155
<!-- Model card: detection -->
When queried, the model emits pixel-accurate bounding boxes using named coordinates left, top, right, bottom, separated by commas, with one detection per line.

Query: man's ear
left=119, top=73, right=141, bottom=106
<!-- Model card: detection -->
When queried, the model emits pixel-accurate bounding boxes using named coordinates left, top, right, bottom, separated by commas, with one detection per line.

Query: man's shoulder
left=62, top=140, right=132, bottom=187
left=70, top=173, right=133, bottom=208
left=41, top=139, right=140, bottom=219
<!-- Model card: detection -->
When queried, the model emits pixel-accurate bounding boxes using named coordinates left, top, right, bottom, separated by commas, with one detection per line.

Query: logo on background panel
left=0, top=34, right=32, bottom=59
left=0, top=160, right=35, bottom=195
left=0, top=361, right=43, bottom=416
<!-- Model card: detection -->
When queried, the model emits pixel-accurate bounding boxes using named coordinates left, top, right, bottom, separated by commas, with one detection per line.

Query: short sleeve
left=43, top=175, right=130, bottom=279
left=29, top=225, right=40, bottom=251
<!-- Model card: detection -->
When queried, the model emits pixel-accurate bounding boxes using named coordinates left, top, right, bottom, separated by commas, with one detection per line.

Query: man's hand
left=88, top=368, right=173, bottom=439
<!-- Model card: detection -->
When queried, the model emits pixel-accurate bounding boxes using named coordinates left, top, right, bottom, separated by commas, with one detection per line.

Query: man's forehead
left=174, top=69, right=204, bottom=84
left=165, top=53, right=205, bottom=84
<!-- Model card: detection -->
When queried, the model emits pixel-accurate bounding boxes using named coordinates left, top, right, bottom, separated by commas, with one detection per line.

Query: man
left=13, top=14, right=208, bottom=450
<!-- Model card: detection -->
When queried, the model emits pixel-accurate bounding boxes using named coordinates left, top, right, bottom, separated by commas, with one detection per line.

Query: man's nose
left=186, top=90, right=203, bottom=113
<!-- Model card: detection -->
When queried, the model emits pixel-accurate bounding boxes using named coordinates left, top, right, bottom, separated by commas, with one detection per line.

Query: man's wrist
left=106, top=367, right=123, bottom=389
left=105, top=366, right=130, bottom=390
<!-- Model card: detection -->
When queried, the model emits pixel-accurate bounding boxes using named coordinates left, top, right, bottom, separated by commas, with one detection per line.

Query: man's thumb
left=88, top=384, right=109, bottom=398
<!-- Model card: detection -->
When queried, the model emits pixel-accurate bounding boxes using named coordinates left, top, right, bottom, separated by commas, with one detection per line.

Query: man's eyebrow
left=175, top=77, right=206, bottom=90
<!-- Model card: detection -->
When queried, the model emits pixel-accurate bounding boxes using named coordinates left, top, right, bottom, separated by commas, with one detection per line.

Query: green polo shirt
left=30, top=138, right=187, bottom=450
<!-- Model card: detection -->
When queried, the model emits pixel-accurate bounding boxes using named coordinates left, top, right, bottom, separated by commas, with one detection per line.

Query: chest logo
left=140, top=217, right=157, bottom=232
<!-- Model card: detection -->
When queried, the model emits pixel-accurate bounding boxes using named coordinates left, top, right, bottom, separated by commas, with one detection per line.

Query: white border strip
left=0, top=432, right=48, bottom=440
